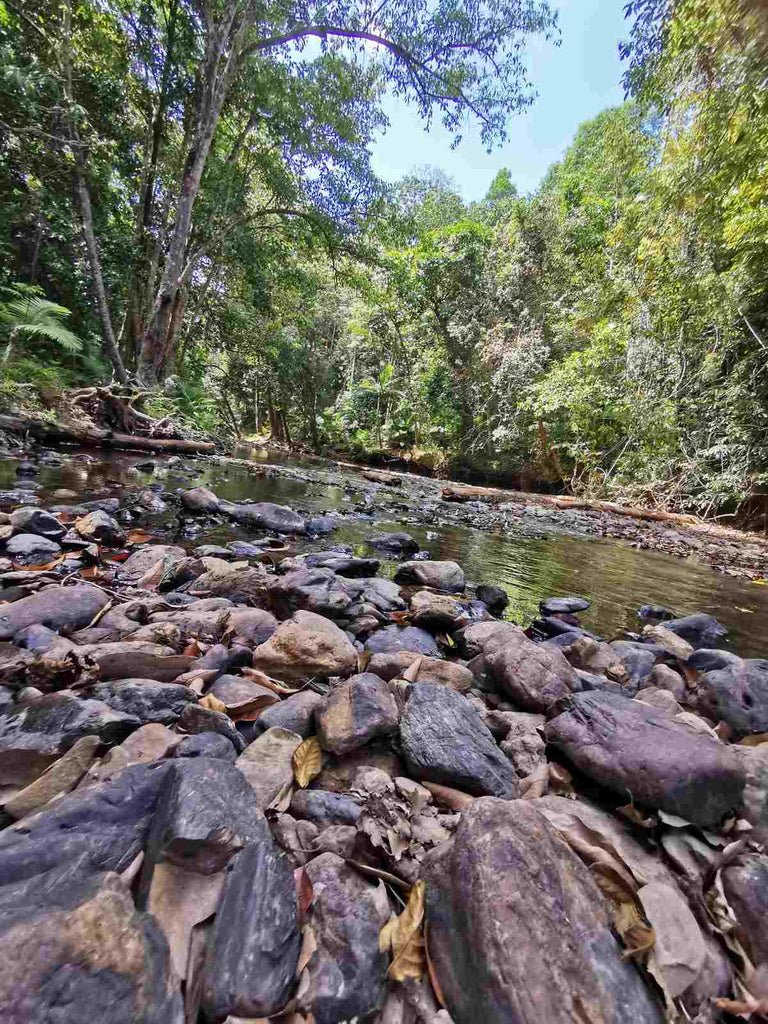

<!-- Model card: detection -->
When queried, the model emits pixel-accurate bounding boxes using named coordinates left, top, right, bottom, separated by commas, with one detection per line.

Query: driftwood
left=0, top=413, right=216, bottom=454
left=441, top=484, right=700, bottom=526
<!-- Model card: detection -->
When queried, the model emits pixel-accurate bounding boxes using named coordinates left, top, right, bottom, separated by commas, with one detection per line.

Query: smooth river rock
left=400, top=682, right=520, bottom=797
left=0, top=584, right=109, bottom=640
left=694, top=656, right=768, bottom=737
left=545, top=691, right=745, bottom=826
left=482, top=629, right=582, bottom=711
left=394, top=559, right=466, bottom=593
left=251, top=610, right=357, bottom=681
left=317, top=673, right=399, bottom=755
left=422, top=798, right=663, bottom=1024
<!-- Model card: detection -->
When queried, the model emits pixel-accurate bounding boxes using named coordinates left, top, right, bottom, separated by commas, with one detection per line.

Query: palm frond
left=14, top=323, right=83, bottom=352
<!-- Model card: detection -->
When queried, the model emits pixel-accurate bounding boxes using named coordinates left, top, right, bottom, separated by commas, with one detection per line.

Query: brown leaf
left=591, top=863, right=655, bottom=957
left=296, top=924, right=317, bottom=977
left=420, top=781, right=474, bottom=811
left=402, top=657, right=423, bottom=683
left=548, top=762, right=574, bottom=798
left=135, top=558, right=165, bottom=591
left=617, top=797, right=656, bottom=829
left=389, top=610, right=411, bottom=626
left=292, top=736, right=323, bottom=789
left=241, top=667, right=299, bottom=695
left=424, top=921, right=446, bottom=1009
left=520, top=762, right=549, bottom=799
left=127, top=529, right=154, bottom=545
left=715, top=997, right=768, bottom=1016
left=379, top=879, right=426, bottom=982
left=199, top=693, right=226, bottom=713
left=294, top=867, right=314, bottom=924
left=108, top=551, right=130, bottom=563
left=357, top=649, right=372, bottom=673
left=183, top=640, right=204, bottom=657
left=16, top=554, right=67, bottom=572
left=80, top=566, right=105, bottom=581
left=739, top=733, right=768, bottom=747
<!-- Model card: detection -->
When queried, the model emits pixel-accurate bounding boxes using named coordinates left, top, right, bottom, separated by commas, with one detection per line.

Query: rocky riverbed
left=0, top=447, right=766, bottom=1022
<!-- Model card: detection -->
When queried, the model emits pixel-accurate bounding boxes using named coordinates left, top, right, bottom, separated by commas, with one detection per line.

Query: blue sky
left=369, top=0, right=629, bottom=201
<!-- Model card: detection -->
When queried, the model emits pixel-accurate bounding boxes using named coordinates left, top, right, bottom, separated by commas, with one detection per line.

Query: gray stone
left=317, top=673, right=399, bottom=755
left=0, top=691, right=140, bottom=786
left=277, top=551, right=380, bottom=578
left=665, top=613, right=727, bottom=649
left=545, top=691, right=745, bottom=826
left=116, top=544, right=186, bottom=586
left=721, top=853, right=768, bottom=964
left=540, top=595, right=590, bottom=614
left=0, top=866, right=182, bottom=1024
left=251, top=610, right=357, bottom=681
left=476, top=584, right=509, bottom=615
left=5, top=533, right=61, bottom=560
left=365, top=625, right=441, bottom=657
left=367, top=651, right=473, bottom=692
left=180, top=487, right=220, bottom=513
left=0, top=761, right=173, bottom=885
left=499, top=713, right=546, bottom=778
left=9, top=507, right=66, bottom=540
left=290, top=789, right=363, bottom=828
left=80, top=724, right=180, bottom=786
left=201, top=828, right=300, bottom=1019
left=172, top=732, right=237, bottom=762
left=400, top=682, right=520, bottom=797
left=394, top=560, right=465, bottom=592
left=482, top=630, right=582, bottom=712
left=735, top=745, right=768, bottom=844
left=298, top=853, right=389, bottom=1024
left=694, top=657, right=768, bottom=737
left=176, top=703, right=246, bottom=753
left=0, top=584, right=109, bottom=640
left=256, top=690, right=323, bottom=738
left=226, top=501, right=306, bottom=534
left=422, top=798, right=663, bottom=1024
left=366, top=532, right=419, bottom=554
left=74, top=509, right=126, bottom=547
left=3, top=734, right=100, bottom=819
left=454, top=620, right=522, bottom=660
left=236, top=727, right=302, bottom=809
left=610, top=640, right=660, bottom=688
left=85, top=679, right=197, bottom=726
left=410, top=591, right=472, bottom=632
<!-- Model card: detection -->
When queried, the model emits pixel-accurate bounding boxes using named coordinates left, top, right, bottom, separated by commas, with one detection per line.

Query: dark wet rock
left=476, top=584, right=509, bottom=615
left=734, top=745, right=768, bottom=844
left=0, top=865, right=182, bottom=1024
left=277, top=551, right=380, bottom=578
left=74, top=509, right=126, bottom=547
left=156, top=555, right=206, bottom=592
left=201, top=827, right=300, bottom=1019
left=545, top=690, right=745, bottom=826
left=422, top=798, right=664, bottom=1024
left=722, top=853, right=768, bottom=964
left=74, top=640, right=193, bottom=683
left=256, top=690, right=323, bottom=738
left=0, top=761, right=173, bottom=884
left=85, top=680, right=197, bottom=726
left=236, top=727, right=302, bottom=809
left=141, top=757, right=267, bottom=884
left=298, top=853, right=389, bottom=1024
left=5, top=533, right=61, bottom=560
left=6, top=623, right=61, bottom=653
left=540, top=595, right=590, bottom=615
left=177, top=563, right=269, bottom=604
left=453, top=620, right=522, bottom=659
left=535, top=616, right=596, bottom=640
left=0, top=691, right=140, bottom=786
left=0, top=584, right=110, bottom=643
left=306, top=516, right=339, bottom=535
left=639, top=604, right=674, bottom=620
left=251, top=610, right=357, bottom=681
left=317, top=673, right=399, bottom=755
left=177, top=703, right=246, bottom=754
left=60, top=527, right=95, bottom=549
left=367, top=651, right=473, bottom=692
left=80, top=497, right=120, bottom=514
left=8, top=507, right=66, bottom=540
left=481, top=630, right=582, bottom=712
left=647, top=663, right=687, bottom=701
left=0, top=490, right=39, bottom=505
left=14, top=460, right=37, bottom=477
left=665, top=613, right=727, bottom=649
left=180, top=486, right=220, bottom=513
left=268, top=567, right=356, bottom=620
left=172, top=732, right=237, bottom=762
left=687, top=649, right=740, bottom=672
left=400, top=682, right=520, bottom=797
left=409, top=591, right=473, bottom=631
left=365, top=625, right=440, bottom=657
left=290, top=789, right=363, bottom=827
left=394, top=559, right=465, bottom=593
left=226, top=501, right=306, bottom=534
left=366, top=531, right=419, bottom=554
left=609, top=640, right=661, bottom=688
left=694, top=657, right=768, bottom=738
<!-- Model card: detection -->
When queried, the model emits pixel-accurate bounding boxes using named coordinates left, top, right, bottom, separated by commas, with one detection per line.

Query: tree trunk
left=0, top=413, right=216, bottom=453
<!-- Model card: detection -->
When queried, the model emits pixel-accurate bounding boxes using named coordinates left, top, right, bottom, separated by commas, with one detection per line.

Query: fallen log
left=441, top=484, right=700, bottom=526
left=0, top=413, right=217, bottom=454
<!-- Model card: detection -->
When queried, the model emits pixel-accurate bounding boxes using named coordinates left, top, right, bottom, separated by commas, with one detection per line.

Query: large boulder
left=366, top=532, right=419, bottom=554
left=251, top=610, right=357, bottom=681
left=422, top=798, right=663, bottom=1024
left=454, top=620, right=522, bottom=659
left=180, top=487, right=220, bottom=513
left=297, top=853, right=389, bottom=1024
left=693, top=657, right=768, bottom=738
left=201, top=826, right=300, bottom=1019
left=545, top=691, right=745, bottom=826
left=482, top=630, right=582, bottom=712
left=0, top=691, right=140, bottom=786
left=400, top=682, right=520, bottom=797
left=394, top=560, right=465, bottom=593
left=0, top=761, right=173, bottom=885
left=0, top=865, right=182, bottom=1024
left=317, top=673, right=399, bottom=755
left=0, top=584, right=109, bottom=640
left=664, top=613, right=727, bottom=649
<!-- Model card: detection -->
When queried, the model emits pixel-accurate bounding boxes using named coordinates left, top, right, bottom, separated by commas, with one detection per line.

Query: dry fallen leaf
left=390, top=611, right=411, bottom=626
left=15, top=554, right=67, bottom=572
left=617, top=795, right=656, bottom=829
left=739, top=733, right=768, bottom=747
left=379, top=879, right=426, bottom=982
left=424, top=921, right=446, bottom=1009
left=357, top=649, right=372, bottom=673
left=591, top=863, right=655, bottom=957
left=402, top=657, right=423, bottom=683
left=136, top=558, right=165, bottom=591
left=294, top=867, right=314, bottom=924
left=80, top=566, right=105, bottom=581
left=292, top=736, right=323, bottom=789
left=127, top=529, right=153, bottom=545
left=183, top=640, right=204, bottom=657
left=548, top=762, right=575, bottom=798
left=199, top=693, right=226, bottom=713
